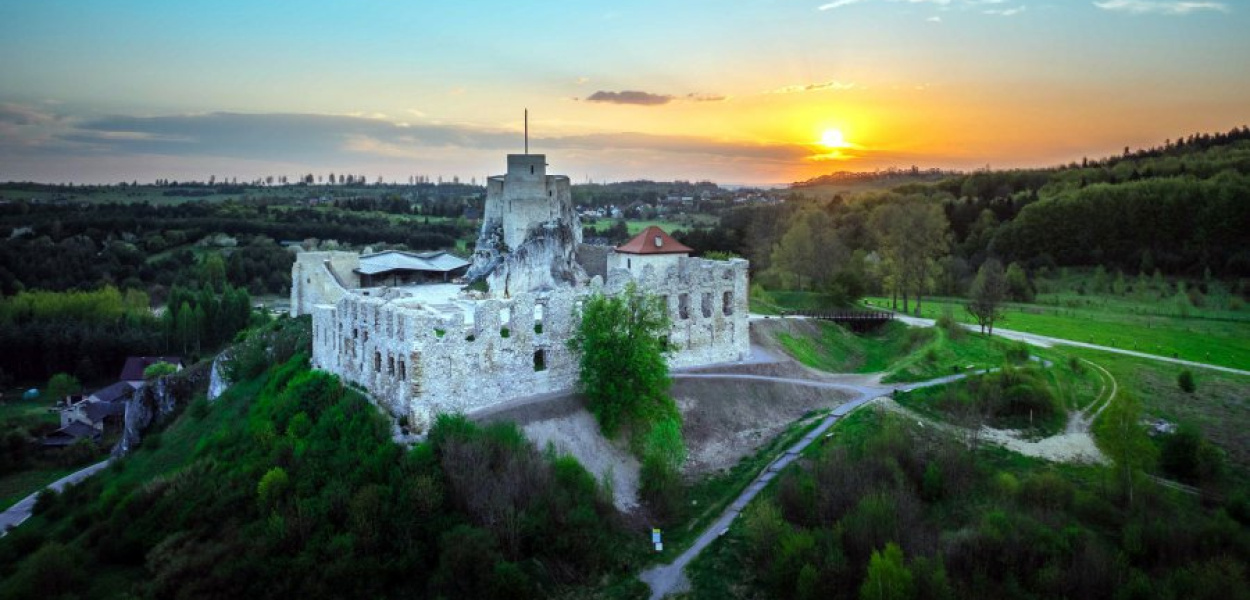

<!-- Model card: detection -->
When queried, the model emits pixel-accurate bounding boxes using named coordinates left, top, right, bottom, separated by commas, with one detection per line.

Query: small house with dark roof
left=119, top=356, right=183, bottom=385
left=42, top=421, right=102, bottom=447
left=608, top=225, right=693, bottom=278
left=355, top=250, right=471, bottom=287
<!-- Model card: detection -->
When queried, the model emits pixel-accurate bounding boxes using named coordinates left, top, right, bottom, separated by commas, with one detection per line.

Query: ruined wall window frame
left=701, top=292, right=713, bottom=319
left=678, top=293, right=690, bottom=320
left=723, top=291, right=734, bottom=316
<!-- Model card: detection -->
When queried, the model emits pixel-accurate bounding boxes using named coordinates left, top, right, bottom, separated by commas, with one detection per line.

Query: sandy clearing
left=871, top=397, right=1107, bottom=465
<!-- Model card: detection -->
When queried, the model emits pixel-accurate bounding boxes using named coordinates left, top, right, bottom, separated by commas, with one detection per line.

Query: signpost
left=652, top=528, right=662, bottom=552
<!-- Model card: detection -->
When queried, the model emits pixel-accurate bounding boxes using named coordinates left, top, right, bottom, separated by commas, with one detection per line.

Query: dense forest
left=675, top=128, right=1250, bottom=309
left=0, top=319, right=643, bottom=599
left=693, top=408, right=1250, bottom=599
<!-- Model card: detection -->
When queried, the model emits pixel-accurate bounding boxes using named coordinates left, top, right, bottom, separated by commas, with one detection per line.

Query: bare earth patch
left=674, top=378, right=853, bottom=475
left=871, top=397, right=1107, bottom=464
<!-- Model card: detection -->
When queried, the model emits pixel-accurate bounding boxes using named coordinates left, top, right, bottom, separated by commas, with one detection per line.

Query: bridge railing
left=779, top=310, right=895, bottom=321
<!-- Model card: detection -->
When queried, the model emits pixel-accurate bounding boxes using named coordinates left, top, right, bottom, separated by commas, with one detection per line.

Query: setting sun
left=820, top=128, right=849, bottom=149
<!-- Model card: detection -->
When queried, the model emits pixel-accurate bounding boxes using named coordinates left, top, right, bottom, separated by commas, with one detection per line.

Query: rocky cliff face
left=486, top=222, right=587, bottom=297
left=208, top=352, right=230, bottom=401
left=111, top=362, right=208, bottom=458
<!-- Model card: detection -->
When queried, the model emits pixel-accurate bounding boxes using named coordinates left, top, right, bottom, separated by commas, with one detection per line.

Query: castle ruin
left=292, top=152, right=750, bottom=432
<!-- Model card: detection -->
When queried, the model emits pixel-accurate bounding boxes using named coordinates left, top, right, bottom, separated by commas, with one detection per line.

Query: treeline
left=0, top=346, right=639, bottom=598
left=0, top=280, right=255, bottom=381
left=723, top=410, right=1249, bottom=599
left=991, top=171, right=1250, bottom=275
left=679, top=132, right=1250, bottom=308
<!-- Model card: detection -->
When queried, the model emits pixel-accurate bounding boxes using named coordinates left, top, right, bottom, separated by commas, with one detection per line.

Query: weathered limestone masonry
left=307, top=256, right=749, bottom=433
left=466, top=154, right=587, bottom=297
left=290, top=251, right=361, bottom=317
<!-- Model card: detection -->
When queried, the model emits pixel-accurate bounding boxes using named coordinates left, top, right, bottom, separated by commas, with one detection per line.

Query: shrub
left=1177, top=369, right=1196, bottom=393
left=1005, top=342, right=1030, bottom=363
left=936, top=311, right=965, bottom=340
left=143, top=361, right=178, bottom=379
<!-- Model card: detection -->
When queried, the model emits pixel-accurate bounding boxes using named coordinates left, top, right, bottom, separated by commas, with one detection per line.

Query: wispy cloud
left=685, top=93, right=729, bottom=102
left=584, top=90, right=673, bottom=106
left=927, top=15, right=943, bottom=21
left=984, top=5, right=1026, bottom=15
left=817, top=0, right=870, bottom=9
left=1092, top=0, right=1228, bottom=14
left=766, top=81, right=857, bottom=94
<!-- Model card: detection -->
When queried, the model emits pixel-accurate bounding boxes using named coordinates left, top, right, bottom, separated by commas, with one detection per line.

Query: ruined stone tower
left=465, top=154, right=586, bottom=297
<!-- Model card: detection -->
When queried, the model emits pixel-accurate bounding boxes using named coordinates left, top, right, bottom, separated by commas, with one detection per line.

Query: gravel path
left=0, top=460, right=110, bottom=537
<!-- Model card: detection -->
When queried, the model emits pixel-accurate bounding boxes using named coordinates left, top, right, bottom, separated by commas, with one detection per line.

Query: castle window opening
left=701, top=292, right=713, bottom=318
left=533, top=349, right=546, bottom=372
left=679, top=294, right=690, bottom=320
left=353, top=328, right=358, bottom=339
left=534, top=304, right=544, bottom=334
left=627, top=258, right=632, bottom=269
left=387, top=354, right=395, bottom=375
left=723, top=291, right=734, bottom=315
left=374, top=351, right=382, bottom=373
left=398, top=359, right=406, bottom=380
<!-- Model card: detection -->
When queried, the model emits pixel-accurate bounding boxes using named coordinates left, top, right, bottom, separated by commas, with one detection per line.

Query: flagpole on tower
left=524, top=109, right=528, bottom=155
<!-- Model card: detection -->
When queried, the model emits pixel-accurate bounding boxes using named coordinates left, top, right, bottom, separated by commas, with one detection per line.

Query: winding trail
left=641, top=368, right=1002, bottom=599
left=0, top=460, right=110, bottom=538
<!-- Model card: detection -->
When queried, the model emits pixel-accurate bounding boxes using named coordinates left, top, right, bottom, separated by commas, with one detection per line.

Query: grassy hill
left=0, top=321, right=646, bottom=599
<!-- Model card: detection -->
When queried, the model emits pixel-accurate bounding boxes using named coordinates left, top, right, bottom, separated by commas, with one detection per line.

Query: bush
left=1005, top=342, right=1030, bottom=363
left=936, top=311, right=965, bottom=340
left=1177, top=369, right=1196, bottom=393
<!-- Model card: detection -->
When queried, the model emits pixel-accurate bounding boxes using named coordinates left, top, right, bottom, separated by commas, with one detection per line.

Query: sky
left=1, top=0, right=1248, bottom=185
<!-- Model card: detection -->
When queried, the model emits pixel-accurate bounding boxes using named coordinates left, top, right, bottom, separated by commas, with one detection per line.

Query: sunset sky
left=1, top=0, right=1248, bottom=185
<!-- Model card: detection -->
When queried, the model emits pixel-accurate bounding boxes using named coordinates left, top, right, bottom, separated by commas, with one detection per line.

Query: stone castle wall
left=306, top=256, right=749, bottom=433
left=290, top=251, right=361, bottom=317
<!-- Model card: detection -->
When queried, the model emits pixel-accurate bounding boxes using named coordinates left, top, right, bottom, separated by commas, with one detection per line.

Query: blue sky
left=1, top=0, right=1247, bottom=184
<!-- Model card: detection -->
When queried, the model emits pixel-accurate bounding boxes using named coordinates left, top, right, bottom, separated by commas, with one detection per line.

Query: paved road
left=639, top=387, right=881, bottom=600
left=643, top=365, right=1043, bottom=599
left=0, top=460, right=110, bottom=537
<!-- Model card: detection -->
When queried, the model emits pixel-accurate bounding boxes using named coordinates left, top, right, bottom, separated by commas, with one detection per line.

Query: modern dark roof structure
left=42, top=421, right=101, bottom=447
left=615, top=226, right=693, bottom=255
left=83, top=400, right=126, bottom=423
left=355, top=250, right=470, bottom=277
left=90, top=381, right=138, bottom=403
left=119, top=356, right=182, bottom=382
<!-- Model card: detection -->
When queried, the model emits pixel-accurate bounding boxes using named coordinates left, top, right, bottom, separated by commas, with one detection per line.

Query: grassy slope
left=0, top=393, right=90, bottom=511
left=1065, top=347, right=1250, bottom=475
left=775, top=320, right=1014, bottom=383
left=863, top=295, right=1250, bottom=370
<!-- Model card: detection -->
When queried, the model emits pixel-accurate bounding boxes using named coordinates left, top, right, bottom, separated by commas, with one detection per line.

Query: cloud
left=818, top=0, right=870, bottom=9
left=984, top=5, right=1025, bottom=15
left=1092, top=0, right=1228, bottom=14
left=686, top=93, right=728, bottom=102
left=766, top=80, right=856, bottom=94
left=585, top=90, right=674, bottom=105
left=927, top=15, right=943, bottom=21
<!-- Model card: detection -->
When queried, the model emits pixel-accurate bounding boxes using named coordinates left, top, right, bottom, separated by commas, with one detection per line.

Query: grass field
left=863, top=295, right=1250, bottom=370
left=774, top=320, right=1018, bottom=383
left=1064, top=347, right=1250, bottom=473
left=585, top=216, right=718, bottom=235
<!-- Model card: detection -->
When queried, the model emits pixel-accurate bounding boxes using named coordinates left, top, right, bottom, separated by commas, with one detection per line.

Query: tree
left=860, top=542, right=914, bottom=600
left=965, top=259, right=1007, bottom=335
left=143, top=361, right=177, bottom=380
left=1094, top=393, right=1156, bottom=507
left=1177, top=369, right=1196, bottom=393
left=1004, top=262, right=1033, bottom=302
left=639, top=417, right=687, bottom=515
left=47, top=372, right=81, bottom=401
left=569, top=284, right=675, bottom=436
